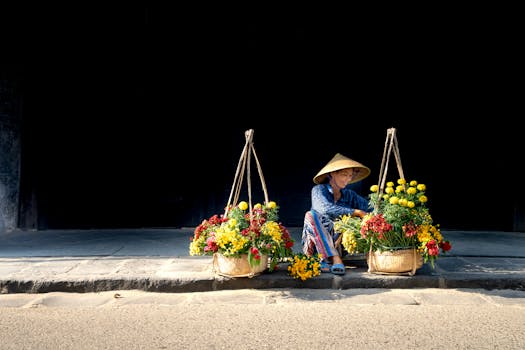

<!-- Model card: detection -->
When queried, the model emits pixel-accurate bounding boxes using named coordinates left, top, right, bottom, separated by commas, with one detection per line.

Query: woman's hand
left=352, top=209, right=366, bottom=218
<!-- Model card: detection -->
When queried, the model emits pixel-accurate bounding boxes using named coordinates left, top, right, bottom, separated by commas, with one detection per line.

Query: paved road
left=1, top=288, right=525, bottom=349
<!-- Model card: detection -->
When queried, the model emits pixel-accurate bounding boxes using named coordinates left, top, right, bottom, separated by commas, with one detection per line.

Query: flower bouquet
left=287, top=253, right=322, bottom=281
left=334, top=178, right=452, bottom=270
left=189, top=200, right=295, bottom=275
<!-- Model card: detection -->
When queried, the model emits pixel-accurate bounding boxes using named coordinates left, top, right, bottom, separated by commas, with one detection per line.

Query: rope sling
left=224, top=129, right=269, bottom=219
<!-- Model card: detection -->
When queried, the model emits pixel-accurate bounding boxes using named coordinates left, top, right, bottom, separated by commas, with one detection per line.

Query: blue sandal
left=320, top=261, right=332, bottom=273
left=331, top=263, right=346, bottom=275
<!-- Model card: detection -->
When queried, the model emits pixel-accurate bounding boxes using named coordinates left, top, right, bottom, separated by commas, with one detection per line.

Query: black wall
left=3, top=5, right=522, bottom=231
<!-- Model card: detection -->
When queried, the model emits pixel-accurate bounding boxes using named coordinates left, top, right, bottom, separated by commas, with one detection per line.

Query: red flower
left=426, top=239, right=439, bottom=256
left=360, top=213, right=392, bottom=239
left=403, top=222, right=417, bottom=238
left=279, top=224, right=294, bottom=249
left=440, top=240, right=452, bottom=252
left=203, top=235, right=218, bottom=253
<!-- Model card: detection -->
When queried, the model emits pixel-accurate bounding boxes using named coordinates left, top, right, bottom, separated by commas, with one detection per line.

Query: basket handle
left=224, top=129, right=269, bottom=219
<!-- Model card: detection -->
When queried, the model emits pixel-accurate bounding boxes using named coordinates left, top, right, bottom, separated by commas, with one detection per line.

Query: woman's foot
left=331, top=263, right=346, bottom=275
left=330, top=255, right=346, bottom=275
left=320, top=260, right=332, bottom=273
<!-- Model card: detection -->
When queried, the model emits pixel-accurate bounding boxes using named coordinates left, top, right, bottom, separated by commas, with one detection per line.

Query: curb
left=2, top=267, right=525, bottom=294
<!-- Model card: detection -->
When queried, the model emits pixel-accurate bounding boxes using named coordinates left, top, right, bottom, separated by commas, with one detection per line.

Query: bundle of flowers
left=333, top=215, right=369, bottom=255
left=189, top=200, right=295, bottom=271
left=287, top=253, right=322, bottom=281
left=334, top=179, right=452, bottom=268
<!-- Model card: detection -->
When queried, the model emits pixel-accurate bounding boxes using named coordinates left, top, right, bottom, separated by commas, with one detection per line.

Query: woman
left=302, top=153, right=372, bottom=275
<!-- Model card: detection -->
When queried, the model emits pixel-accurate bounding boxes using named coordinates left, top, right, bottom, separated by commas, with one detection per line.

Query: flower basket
left=367, top=248, right=423, bottom=276
left=213, top=253, right=269, bottom=278
left=188, top=129, right=295, bottom=277
left=333, top=128, right=452, bottom=276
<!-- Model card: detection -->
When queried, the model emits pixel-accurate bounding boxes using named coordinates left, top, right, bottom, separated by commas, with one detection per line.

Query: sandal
left=331, top=263, right=346, bottom=275
left=320, top=261, right=332, bottom=273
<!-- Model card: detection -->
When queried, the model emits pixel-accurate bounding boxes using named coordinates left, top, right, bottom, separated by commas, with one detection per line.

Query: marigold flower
left=238, top=201, right=249, bottom=211
left=266, top=201, right=277, bottom=209
left=389, top=196, right=399, bottom=205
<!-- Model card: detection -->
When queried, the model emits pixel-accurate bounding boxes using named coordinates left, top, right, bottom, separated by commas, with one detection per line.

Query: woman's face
left=330, top=168, right=354, bottom=189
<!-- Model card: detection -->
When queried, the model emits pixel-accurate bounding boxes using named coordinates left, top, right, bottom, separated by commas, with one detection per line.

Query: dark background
left=2, top=5, right=522, bottom=230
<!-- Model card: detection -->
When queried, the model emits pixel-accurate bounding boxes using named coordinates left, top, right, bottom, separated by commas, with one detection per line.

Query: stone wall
left=0, top=78, right=21, bottom=232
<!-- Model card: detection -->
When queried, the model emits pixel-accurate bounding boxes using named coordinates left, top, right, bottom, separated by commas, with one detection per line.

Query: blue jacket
left=310, top=183, right=371, bottom=220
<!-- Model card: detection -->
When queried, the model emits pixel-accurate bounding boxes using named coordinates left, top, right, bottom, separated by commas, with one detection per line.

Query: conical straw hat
left=313, top=153, right=371, bottom=185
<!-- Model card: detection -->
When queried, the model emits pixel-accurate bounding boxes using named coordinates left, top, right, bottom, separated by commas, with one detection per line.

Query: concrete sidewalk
left=0, top=228, right=524, bottom=293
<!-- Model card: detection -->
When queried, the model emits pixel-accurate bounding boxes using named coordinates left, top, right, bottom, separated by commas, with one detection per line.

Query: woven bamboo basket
left=367, top=248, right=423, bottom=276
left=213, top=253, right=268, bottom=278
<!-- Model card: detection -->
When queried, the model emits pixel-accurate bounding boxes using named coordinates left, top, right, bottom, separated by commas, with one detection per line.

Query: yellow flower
left=215, top=226, right=249, bottom=255
left=397, top=178, right=406, bottom=185
left=389, top=196, right=399, bottom=205
left=189, top=236, right=206, bottom=255
left=254, top=203, right=262, bottom=209
left=386, top=181, right=394, bottom=187
left=370, top=185, right=379, bottom=192
left=262, top=221, right=282, bottom=243
left=267, top=201, right=277, bottom=209
left=335, top=214, right=368, bottom=255
left=419, top=195, right=428, bottom=203
left=417, top=184, right=426, bottom=191
left=238, top=201, right=248, bottom=211
left=410, top=180, right=418, bottom=186
left=287, top=254, right=321, bottom=281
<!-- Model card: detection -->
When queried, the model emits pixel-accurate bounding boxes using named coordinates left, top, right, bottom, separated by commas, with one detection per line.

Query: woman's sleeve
left=351, top=191, right=372, bottom=212
left=311, top=185, right=354, bottom=218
